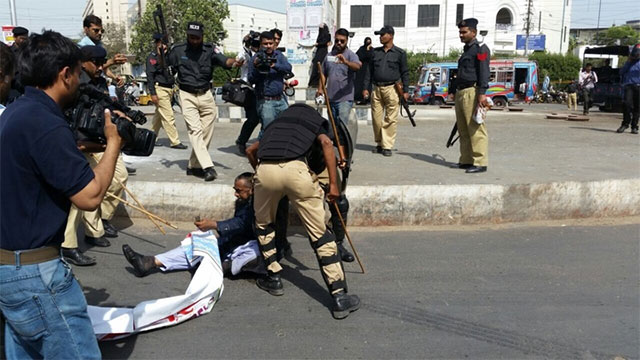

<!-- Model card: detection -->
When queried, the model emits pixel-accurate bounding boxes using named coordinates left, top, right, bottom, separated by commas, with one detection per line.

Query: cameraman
left=248, top=31, right=292, bottom=137
left=234, top=31, right=261, bottom=154
left=61, top=46, right=129, bottom=266
left=0, top=31, right=121, bottom=359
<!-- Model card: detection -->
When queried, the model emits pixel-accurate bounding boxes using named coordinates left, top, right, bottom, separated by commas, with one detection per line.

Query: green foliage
left=212, top=51, right=237, bottom=86
left=129, top=0, right=230, bottom=64
left=528, top=52, right=582, bottom=83
left=102, top=23, right=128, bottom=56
left=593, top=25, right=640, bottom=46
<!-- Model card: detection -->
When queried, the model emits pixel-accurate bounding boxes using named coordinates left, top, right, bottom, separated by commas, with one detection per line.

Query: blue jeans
left=330, top=101, right=354, bottom=125
left=257, top=97, right=289, bottom=139
left=0, top=258, right=100, bottom=359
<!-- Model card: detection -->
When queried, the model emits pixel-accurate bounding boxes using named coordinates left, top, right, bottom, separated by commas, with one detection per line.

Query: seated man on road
left=122, top=172, right=265, bottom=277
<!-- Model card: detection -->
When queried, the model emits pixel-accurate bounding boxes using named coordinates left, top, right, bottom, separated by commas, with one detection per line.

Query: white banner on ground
left=87, top=231, right=224, bottom=341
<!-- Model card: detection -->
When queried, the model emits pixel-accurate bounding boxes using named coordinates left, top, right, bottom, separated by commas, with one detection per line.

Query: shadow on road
left=99, top=334, right=139, bottom=359
left=397, top=151, right=456, bottom=168
left=569, top=126, right=618, bottom=133
left=280, top=263, right=333, bottom=311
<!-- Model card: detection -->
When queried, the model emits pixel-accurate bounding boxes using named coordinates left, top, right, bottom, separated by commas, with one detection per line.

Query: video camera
left=255, top=50, right=277, bottom=74
left=243, top=31, right=261, bottom=50
left=66, top=83, right=156, bottom=156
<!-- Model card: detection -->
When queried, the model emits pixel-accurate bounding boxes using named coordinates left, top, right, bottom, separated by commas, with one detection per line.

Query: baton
left=317, top=62, right=347, bottom=165
left=332, top=201, right=365, bottom=274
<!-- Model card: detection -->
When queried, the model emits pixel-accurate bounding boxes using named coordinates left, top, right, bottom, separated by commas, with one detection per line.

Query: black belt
left=261, top=95, right=282, bottom=101
left=0, top=246, right=61, bottom=266
left=374, top=81, right=396, bottom=87
left=457, top=82, right=476, bottom=90
left=179, top=84, right=210, bottom=95
left=156, top=82, right=174, bottom=88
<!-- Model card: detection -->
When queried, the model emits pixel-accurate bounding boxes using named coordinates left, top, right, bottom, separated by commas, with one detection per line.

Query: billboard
left=2, top=25, right=15, bottom=45
left=516, top=34, right=546, bottom=51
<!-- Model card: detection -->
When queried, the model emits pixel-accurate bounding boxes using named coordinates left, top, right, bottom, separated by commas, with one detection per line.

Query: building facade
left=222, top=4, right=287, bottom=54
left=570, top=20, right=640, bottom=46
left=338, top=0, right=572, bottom=55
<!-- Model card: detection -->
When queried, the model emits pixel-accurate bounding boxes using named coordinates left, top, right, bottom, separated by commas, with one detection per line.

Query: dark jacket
left=146, top=49, right=174, bottom=95
left=451, top=39, right=491, bottom=95
left=363, top=45, right=409, bottom=92
left=217, top=197, right=256, bottom=258
left=168, top=42, right=230, bottom=90
left=248, top=50, right=292, bottom=98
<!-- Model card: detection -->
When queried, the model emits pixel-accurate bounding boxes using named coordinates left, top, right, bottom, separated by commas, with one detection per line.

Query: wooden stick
left=116, top=179, right=166, bottom=235
left=105, top=192, right=178, bottom=229
left=317, top=62, right=347, bottom=164
left=332, top=201, right=365, bottom=274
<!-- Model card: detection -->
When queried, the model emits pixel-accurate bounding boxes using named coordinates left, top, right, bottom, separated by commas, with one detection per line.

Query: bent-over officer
left=245, top=104, right=360, bottom=320
left=450, top=18, right=490, bottom=174
left=168, top=22, right=241, bottom=181
left=362, top=25, right=409, bottom=157
left=147, top=33, right=186, bottom=149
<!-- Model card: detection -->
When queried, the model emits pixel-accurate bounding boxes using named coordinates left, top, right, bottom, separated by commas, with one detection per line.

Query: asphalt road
left=73, top=219, right=639, bottom=359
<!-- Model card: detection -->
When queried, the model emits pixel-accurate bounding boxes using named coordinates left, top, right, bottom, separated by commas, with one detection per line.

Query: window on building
left=496, top=8, right=512, bottom=24
left=351, top=5, right=372, bottom=28
left=418, top=5, right=439, bottom=27
left=456, top=4, right=464, bottom=24
left=384, top=5, right=406, bottom=27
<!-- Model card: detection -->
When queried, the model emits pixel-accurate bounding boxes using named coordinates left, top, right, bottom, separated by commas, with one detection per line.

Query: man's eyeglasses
left=335, top=39, right=347, bottom=44
left=90, top=28, right=104, bottom=34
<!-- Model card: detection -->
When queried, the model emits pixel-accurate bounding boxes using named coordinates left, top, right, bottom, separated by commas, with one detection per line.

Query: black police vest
left=258, top=105, right=327, bottom=172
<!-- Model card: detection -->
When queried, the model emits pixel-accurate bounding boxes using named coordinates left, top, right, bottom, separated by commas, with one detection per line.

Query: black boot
left=102, top=219, right=118, bottom=238
left=337, top=241, right=355, bottom=263
left=122, top=244, right=156, bottom=277
left=62, top=248, right=96, bottom=266
left=617, top=125, right=628, bottom=133
left=256, top=271, right=284, bottom=296
left=85, top=235, right=111, bottom=247
left=632, top=127, right=639, bottom=134
left=331, top=291, right=360, bottom=319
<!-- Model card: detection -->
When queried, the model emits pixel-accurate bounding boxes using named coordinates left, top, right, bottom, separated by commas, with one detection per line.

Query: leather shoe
left=256, top=272, right=284, bottom=296
left=122, top=244, right=156, bottom=277
left=465, top=166, right=487, bottom=174
left=102, top=219, right=118, bottom=238
left=236, top=141, right=247, bottom=155
left=203, top=167, right=218, bottom=182
left=616, top=125, right=628, bottom=133
left=632, top=128, right=639, bottom=134
left=170, top=143, right=188, bottom=149
left=371, top=145, right=382, bottom=154
left=332, top=291, right=360, bottom=319
left=382, top=149, right=392, bottom=157
left=186, top=168, right=205, bottom=178
left=85, top=236, right=111, bottom=247
left=62, top=248, right=96, bottom=266
left=126, top=166, right=136, bottom=174
left=337, top=242, right=355, bottom=263
left=450, top=163, right=472, bottom=169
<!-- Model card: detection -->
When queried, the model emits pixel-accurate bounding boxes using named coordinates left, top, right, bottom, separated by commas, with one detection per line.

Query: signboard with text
left=516, top=34, right=546, bottom=51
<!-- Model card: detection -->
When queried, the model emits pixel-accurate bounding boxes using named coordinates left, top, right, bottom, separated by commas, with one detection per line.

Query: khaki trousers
left=371, top=84, right=400, bottom=150
left=62, top=153, right=127, bottom=248
left=152, top=85, right=181, bottom=146
left=567, top=93, right=578, bottom=111
left=254, top=160, right=345, bottom=294
left=454, top=87, right=488, bottom=166
left=179, top=89, right=217, bottom=169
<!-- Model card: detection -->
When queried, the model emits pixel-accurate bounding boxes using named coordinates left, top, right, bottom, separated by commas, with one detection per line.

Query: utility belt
left=457, top=82, right=476, bottom=91
left=374, top=81, right=396, bottom=87
left=156, top=82, right=174, bottom=89
left=0, top=245, right=61, bottom=266
left=259, top=156, right=306, bottom=165
left=179, top=84, right=210, bottom=95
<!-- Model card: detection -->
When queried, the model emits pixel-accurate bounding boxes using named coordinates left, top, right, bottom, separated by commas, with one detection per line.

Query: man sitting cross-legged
left=122, top=172, right=266, bottom=277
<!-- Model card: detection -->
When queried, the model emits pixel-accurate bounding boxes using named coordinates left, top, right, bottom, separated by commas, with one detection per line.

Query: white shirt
left=236, top=47, right=254, bottom=83
left=579, top=70, right=598, bottom=89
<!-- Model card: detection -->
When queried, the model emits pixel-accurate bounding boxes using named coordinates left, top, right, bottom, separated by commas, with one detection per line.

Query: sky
left=0, top=0, right=638, bottom=38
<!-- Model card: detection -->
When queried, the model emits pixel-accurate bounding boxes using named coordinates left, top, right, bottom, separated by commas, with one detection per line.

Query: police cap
left=12, top=26, right=28, bottom=36
left=374, top=25, right=394, bottom=36
left=152, top=33, right=163, bottom=41
left=80, top=45, right=107, bottom=61
left=458, top=18, right=478, bottom=30
left=186, top=22, right=204, bottom=36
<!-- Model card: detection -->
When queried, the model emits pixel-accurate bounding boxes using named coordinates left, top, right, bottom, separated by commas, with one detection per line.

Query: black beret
left=458, top=18, right=479, bottom=29
left=80, top=45, right=107, bottom=61
left=12, top=26, right=28, bottom=36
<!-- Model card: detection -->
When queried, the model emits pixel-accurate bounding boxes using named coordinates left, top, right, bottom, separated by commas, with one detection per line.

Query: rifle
left=152, top=5, right=170, bottom=74
left=394, top=82, right=416, bottom=127
left=446, top=123, right=459, bottom=148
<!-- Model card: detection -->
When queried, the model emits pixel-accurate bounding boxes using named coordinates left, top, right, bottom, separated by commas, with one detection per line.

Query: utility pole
left=595, top=0, right=602, bottom=43
left=9, top=0, right=18, bottom=26
left=524, top=0, right=532, bottom=56
left=560, top=0, right=567, bottom=53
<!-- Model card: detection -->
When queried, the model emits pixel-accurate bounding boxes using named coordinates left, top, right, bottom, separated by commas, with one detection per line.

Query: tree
left=129, top=0, right=230, bottom=64
left=528, top=52, right=581, bottom=83
left=593, top=25, right=640, bottom=46
left=102, top=23, right=128, bottom=56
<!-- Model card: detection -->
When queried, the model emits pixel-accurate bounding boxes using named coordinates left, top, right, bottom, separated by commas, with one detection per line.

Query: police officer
left=616, top=44, right=640, bottom=134
left=245, top=104, right=360, bottom=320
left=362, top=25, right=409, bottom=157
left=450, top=18, right=490, bottom=174
left=147, top=33, right=186, bottom=149
left=7, top=27, right=28, bottom=103
left=11, top=26, right=28, bottom=54
left=168, top=22, right=241, bottom=181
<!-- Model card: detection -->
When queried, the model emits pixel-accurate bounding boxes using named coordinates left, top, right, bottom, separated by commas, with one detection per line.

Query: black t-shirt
left=0, top=87, right=94, bottom=250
